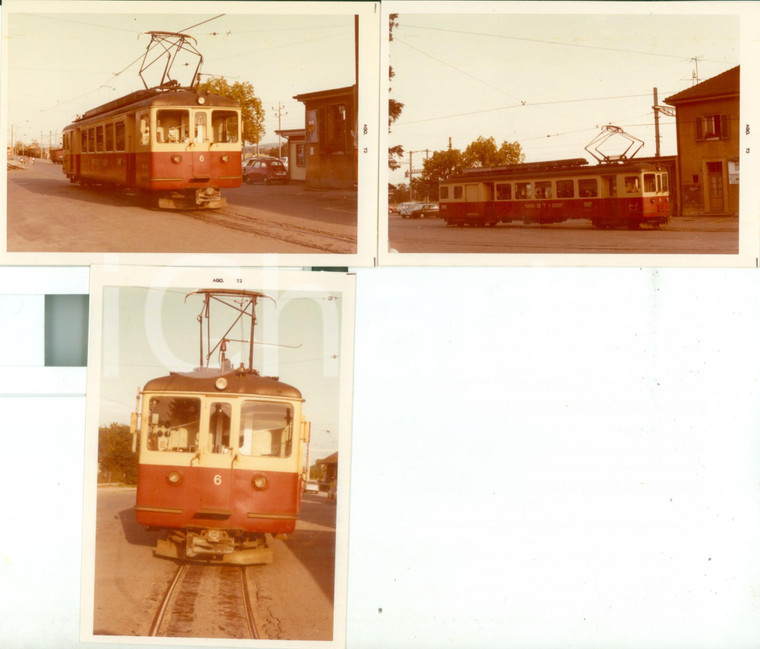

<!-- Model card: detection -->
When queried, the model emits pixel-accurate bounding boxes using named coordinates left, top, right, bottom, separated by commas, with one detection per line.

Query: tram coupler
left=154, top=530, right=273, bottom=565
left=158, top=187, right=227, bottom=210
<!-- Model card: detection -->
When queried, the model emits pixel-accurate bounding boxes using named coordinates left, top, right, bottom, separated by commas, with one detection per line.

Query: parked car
left=303, top=480, right=320, bottom=494
left=409, top=203, right=439, bottom=219
left=398, top=201, right=423, bottom=218
left=243, top=157, right=289, bottom=184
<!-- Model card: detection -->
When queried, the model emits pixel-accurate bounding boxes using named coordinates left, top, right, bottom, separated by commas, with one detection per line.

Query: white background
left=2, top=266, right=760, bottom=648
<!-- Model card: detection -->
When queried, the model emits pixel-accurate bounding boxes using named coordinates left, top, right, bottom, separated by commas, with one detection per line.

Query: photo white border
left=1, top=0, right=379, bottom=268
left=379, top=0, right=760, bottom=268
left=82, top=264, right=356, bottom=647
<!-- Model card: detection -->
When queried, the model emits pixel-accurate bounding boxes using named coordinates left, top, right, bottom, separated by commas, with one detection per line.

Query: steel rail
left=148, top=563, right=187, bottom=637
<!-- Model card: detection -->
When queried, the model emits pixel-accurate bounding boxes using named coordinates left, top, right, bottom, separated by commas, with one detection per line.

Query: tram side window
left=208, top=403, right=232, bottom=454
left=81, top=130, right=89, bottom=153
left=146, top=397, right=200, bottom=453
left=212, top=110, right=239, bottom=143
left=515, top=182, right=532, bottom=199
left=156, top=109, right=189, bottom=143
left=88, top=128, right=96, bottom=153
left=624, top=176, right=641, bottom=194
left=535, top=181, right=552, bottom=199
left=440, top=186, right=449, bottom=200
left=239, top=401, right=294, bottom=458
left=496, top=183, right=511, bottom=200
left=105, top=124, right=114, bottom=152
left=644, top=173, right=656, bottom=193
left=115, top=122, right=126, bottom=152
left=661, top=173, right=669, bottom=193
left=96, top=126, right=104, bottom=153
left=556, top=180, right=574, bottom=198
left=578, top=179, right=598, bottom=197
left=453, top=186, right=463, bottom=200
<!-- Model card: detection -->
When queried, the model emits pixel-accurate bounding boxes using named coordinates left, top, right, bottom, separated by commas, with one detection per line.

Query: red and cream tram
left=130, top=290, right=310, bottom=564
left=439, top=158, right=670, bottom=229
left=62, top=87, right=242, bottom=209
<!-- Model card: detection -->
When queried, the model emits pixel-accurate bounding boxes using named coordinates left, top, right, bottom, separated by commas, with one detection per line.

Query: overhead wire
left=401, top=24, right=733, bottom=64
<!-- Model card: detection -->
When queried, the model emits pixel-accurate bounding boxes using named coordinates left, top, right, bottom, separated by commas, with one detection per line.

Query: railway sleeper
left=155, top=529, right=274, bottom=565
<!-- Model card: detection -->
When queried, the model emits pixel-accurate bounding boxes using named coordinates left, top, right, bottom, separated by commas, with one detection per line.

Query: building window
left=696, top=114, right=729, bottom=141
left=296, top=143, right=305, bottom=167
left=319, top=103, right=352, bottom=154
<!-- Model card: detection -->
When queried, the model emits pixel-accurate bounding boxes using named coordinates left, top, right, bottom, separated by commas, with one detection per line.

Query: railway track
left=179, top=205, right=357, bottom=254
left=149, top=563, right=260, bottom=639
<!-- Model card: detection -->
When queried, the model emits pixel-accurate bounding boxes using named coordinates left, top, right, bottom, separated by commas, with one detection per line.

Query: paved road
left=92, top=487, right=336, bottom=641
left=6, top=160, right=357, bottom=254
left=388, top=212, right=739, bottom=255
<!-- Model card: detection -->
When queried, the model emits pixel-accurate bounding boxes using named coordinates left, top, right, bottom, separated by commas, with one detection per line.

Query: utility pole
left=652, top=87, right=675, bottom=158
left=653, top=88, right=660, bottom=158
left=409, top=149, right=413, bottom=201
left=271, top=102, right=287, bottom=158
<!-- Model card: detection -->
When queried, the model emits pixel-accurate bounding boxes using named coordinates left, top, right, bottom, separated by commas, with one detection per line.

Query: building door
left=706, top=161, right=725, bottom=213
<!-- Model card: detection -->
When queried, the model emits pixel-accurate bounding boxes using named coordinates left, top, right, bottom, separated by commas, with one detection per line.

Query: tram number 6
left=213, top=474, right=222, bottom=486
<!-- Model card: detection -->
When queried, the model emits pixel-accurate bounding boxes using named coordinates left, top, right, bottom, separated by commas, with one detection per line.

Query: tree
left=98, top=423, right=138, bottom=485
left=462, top=136, right=524, bottom=168
left=414, top=136, right=524, bottom=201
left=388, top=13, right=405, bottom=170
left=416, top=148, right=464, bottom=201
left=197, top=77, right=266, bottom=146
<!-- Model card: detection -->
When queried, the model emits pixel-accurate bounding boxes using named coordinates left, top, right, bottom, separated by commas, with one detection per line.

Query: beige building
left=275, top=128, right=306, bottom=182
left=665, top=66, right=739, bottom=216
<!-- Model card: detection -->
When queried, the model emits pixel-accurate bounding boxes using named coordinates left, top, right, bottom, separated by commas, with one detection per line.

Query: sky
left=98, top=285, right=345, bottom=463
left=387, top=9, right=741, bottom=185
left=4, top=8, right=357, bottom=150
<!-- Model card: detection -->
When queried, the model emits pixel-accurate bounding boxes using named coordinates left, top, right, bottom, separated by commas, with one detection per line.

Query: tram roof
left=143, top=367, right=303, bottom=400
left=445, top=158, right=665, bottom=183
left=71, top=87, right=238, bottom=124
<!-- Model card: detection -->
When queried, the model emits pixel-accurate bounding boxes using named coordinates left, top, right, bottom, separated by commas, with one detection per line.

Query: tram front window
left=146, top=397, right=200, bottom=452
left=194, top=112, right=208, bottom=143
left=156, top=109, right=189, bottom=143
left=239, top=401, right=294, bottom=458
left=209, top=403, right=232, bottom=454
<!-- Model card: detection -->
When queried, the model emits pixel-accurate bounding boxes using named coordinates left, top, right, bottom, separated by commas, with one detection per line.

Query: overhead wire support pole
left=653, top=87, right=660, bottom=158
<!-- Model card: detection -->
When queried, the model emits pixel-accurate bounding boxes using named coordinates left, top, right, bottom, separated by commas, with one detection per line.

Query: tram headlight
left=166, top=470, right=184, bottom=485
left=251, top=473, right=268, bottom=491
left=215, top=377, right=228, bottom=391
left=221, top=154, right=229, bottom=162
left=197, top=96, right=206, bottom=105
left=170, top=155, right=182, bottom=164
